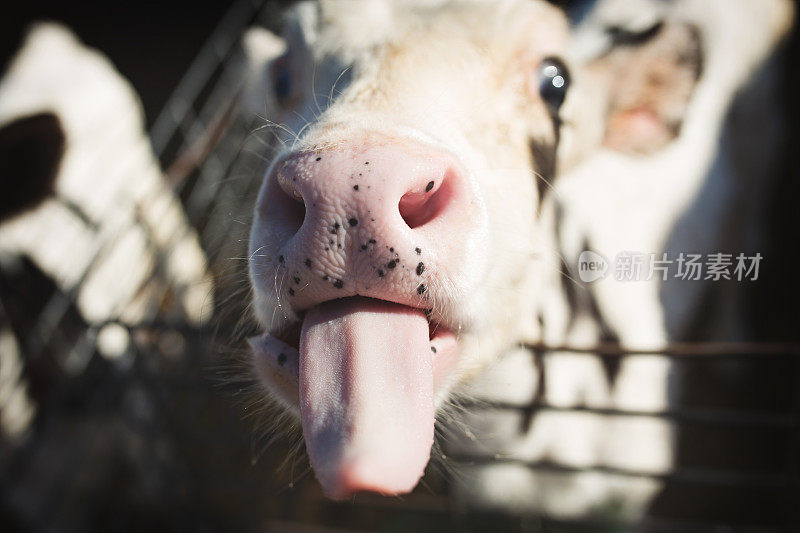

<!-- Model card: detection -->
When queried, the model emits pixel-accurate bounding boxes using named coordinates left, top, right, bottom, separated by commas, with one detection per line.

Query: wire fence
left=1, top=0, right=799, bottom=531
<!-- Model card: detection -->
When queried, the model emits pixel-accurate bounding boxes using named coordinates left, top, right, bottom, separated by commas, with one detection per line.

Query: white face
left=246, top=0, right=571, bottom=499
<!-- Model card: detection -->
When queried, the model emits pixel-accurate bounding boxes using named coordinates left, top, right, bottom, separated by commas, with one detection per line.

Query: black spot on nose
left=293, top=277, right=300, bottom=284
left=368, top=239, right=376, bottom=244
left=417, top=284, right=426, bottom=294
left=430, top=346, right=437, bottom=354
left=333, top=279, right=344, bottom=289
left=331, top=222, right=340, bottom=234
left=415, top=247, right=422, bottom=255
left=278, top=255, right=284, bottom=263
left=353, top=185, right=359, bottom=191
left=315, top=156, right=322, bottom=161
left=288, top=288, right=295, bottom=296
left=377, top=269, right=385, bottom=277
left=416, top=262, right=425, bottom=275
left=348, top=218, right=358, bottom=226
left=360, top=244, right=367, bottom=250
left=425, top=181, right=434, bottom=192
left=305, top=258, right=312, bottom=268
left=387, top=259, right=398, bottom=269
left=278, top=353, right=287, bottom=365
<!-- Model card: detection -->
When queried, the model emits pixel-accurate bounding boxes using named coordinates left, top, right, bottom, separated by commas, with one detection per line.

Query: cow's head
left=244, top=0, right=704, bottom=499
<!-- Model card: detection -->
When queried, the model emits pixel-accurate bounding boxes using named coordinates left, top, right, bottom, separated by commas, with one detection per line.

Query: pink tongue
left=299, top=297, right=434, bottom=500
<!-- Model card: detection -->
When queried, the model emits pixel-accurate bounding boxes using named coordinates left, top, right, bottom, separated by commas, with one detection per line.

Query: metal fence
left=1, top=0, right=799, bottom=531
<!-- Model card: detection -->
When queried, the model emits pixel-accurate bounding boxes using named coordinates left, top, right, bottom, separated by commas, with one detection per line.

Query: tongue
left=299, top=297, right=434, bottom=500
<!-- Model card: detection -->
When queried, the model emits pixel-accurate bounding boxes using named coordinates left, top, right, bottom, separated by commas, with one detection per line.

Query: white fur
left=0, top=24, right=213, bottom=328
left=460, top=0, right=793, bottom=518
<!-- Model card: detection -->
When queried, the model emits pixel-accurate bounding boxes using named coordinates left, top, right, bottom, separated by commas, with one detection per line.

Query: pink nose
left=252, top=133, right=473, bottom=310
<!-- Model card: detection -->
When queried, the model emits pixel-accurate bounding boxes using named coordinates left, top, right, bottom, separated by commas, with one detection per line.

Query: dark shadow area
left=0, top=1, right=236, bottom=126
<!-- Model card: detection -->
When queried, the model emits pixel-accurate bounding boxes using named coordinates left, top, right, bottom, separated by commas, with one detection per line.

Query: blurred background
left=0, top=0, right=799, bottom=531
left=0, top=1, right=239, bottom=129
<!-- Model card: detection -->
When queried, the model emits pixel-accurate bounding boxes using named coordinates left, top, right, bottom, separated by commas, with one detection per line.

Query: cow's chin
left=249, top=292, right=467, bottom=415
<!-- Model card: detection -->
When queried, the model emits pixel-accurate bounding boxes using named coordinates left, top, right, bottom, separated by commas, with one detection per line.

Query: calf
left=458, top=0, right=794, bottom=518
left=247, top=0, right=570, bottom=499
left=0, top=24, right=214, bottom=437
left=244, top=0, right=792, bottom=508
left=0, top=23, right=213, bottom=332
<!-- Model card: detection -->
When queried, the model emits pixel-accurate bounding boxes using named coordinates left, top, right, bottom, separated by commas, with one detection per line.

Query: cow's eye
left=271, top=56, right=294, bottom=107
left=538, top=57, right=570, bottom=113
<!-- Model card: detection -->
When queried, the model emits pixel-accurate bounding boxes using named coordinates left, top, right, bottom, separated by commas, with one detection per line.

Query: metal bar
left=447, top=454, right=800, bottom=490
left=458, top=399, right=799, bottom=430
left=150, top=0, right=267, bottom=153
left=120, top=325, right=800, bottom=358
left=525, top=341, right=800, bottom=357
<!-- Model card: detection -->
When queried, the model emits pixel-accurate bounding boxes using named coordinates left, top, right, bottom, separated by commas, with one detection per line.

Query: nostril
left=262, top=167, right=306, bottom=238
left=399, top=170, right=456, bottom=229
left=277, top=182, right=306, bottom=233
left=283, top=188, right=306, bottom=232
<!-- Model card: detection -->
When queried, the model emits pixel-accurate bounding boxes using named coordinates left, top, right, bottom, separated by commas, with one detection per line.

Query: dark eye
left=538, top=57, right=570, bottom=113
left=271, top=56, right=293, bottom=107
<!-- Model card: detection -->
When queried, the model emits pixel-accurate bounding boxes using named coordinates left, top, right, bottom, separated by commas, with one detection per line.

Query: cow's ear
left=594, top=21, right=703, bottom=155
left=240, top=27, right=288, bottom=116
left=243, top=27, right=286, bottom=69
left=0, top=112, right=64, bottom=223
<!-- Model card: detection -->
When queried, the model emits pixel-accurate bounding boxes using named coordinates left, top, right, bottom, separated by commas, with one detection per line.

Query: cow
left=0, top=23, right=214, bottom=437
left=241, top=0, right=793, bottom=517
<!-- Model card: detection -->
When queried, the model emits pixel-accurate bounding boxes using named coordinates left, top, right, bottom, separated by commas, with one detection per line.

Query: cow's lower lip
left=258, top=297, right=461, bottom=392
left=273, top=298, right=456, bottom=348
